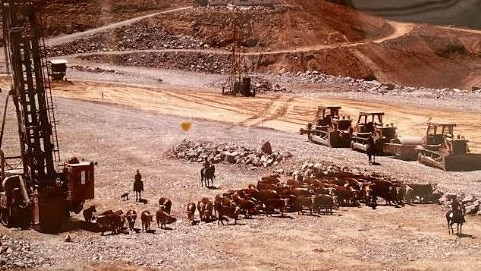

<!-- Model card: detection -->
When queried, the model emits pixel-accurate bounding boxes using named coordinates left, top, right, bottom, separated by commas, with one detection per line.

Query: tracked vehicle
left=416, top=123, right=481, bottom=171
left=350, top=112, right=397, bottom=155
left=300, top=106, right=352, bottom=148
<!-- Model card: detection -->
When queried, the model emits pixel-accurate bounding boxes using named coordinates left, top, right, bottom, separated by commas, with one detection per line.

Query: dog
left=121, top=192, right=129, bottom=201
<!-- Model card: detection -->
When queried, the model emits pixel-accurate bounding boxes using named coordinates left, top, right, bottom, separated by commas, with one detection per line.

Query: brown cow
left=265, top=198, right=287, bottom=216
left=216, top=203, right=240, bottom=225
left=292, top=196, right=313, bottom=215
left=96, top=210, right=123, bottom=235
left=96, top=214, right=115, bottom=235
left=312, top=194, right=337, bottom=215
left=233, top=195, right=259, bottom=218
left=156, top=209, right=177, bottom=229
left=141, top=210, right=154, bottom=232
left=370, top=179, right=396, bottom=205
left=198, top=197, right=214, bottom=222
left=125, top=209, right=137, bottom=231
left=251, top=189, right=280, bottom=204
left=158, top=197, right=172, bottom=214
left=114, top=210, right=126, bottom=232
left=82, top=206, right=96, bottom=223
left=405, top=183, right=437, bottom=203
left=186, top=202, right=196, bottom=222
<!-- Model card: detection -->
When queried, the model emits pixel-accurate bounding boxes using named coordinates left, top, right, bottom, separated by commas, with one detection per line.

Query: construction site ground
left=1, top=1, right=481, bottom=271
left=2, top=65, right=481, bottom=271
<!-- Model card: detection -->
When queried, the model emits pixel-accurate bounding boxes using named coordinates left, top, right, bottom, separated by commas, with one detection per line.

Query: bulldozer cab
left=354, top=112, right=384, bottom=133
left=377, top=125, right=397, bottom=140
left=315, top=106, right=341, bottom=126
left=332, top=116, right=352, bottom=131
left=424, top=123, right=456, bottom=146
left=423, top=123, right=468, bottom=154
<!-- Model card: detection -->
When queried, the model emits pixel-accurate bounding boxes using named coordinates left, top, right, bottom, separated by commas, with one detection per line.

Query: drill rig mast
left=0, top=0, right=94, bottom=233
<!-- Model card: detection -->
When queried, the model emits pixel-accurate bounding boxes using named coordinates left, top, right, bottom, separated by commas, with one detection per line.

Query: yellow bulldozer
left=415, top=123, right=481, bottom=171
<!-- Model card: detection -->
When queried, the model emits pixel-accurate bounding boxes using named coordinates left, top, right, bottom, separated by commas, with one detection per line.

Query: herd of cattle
left=83, top=172, right=439, bottom=235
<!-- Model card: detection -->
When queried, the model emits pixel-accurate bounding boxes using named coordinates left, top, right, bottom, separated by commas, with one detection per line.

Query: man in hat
left=367, top=133, right=376, bottom=165
left=133, top=170, right=144, bottom=202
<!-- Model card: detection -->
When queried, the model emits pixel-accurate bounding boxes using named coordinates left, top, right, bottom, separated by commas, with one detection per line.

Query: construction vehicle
left=0, top=1, right=94, bottom=233
left=382, top=135, right=422, bottom=161
left=416, top=123, right=481, bottom=171
left=350, top=112, right=397, bottom=155
left=299, top=106, right=353, bottom=148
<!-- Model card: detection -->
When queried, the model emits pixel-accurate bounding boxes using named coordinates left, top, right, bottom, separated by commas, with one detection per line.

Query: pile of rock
left=47, top=21, right=207, bottom=57
left=0, top=234, right=48, bottom=270
left=276, top=70, right=479, bottom=97
left=438, top=193, right=481, bottom=215
left=79, top=52, right=231, bottom=74
left=70, top=65, right=123, bottom=75
left=167, top=140, right=292, bottom=169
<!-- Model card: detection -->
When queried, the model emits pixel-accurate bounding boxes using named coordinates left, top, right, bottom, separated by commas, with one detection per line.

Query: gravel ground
left=2, top=63, right=481, bottom=270
left=2, top=86, right=481, bottom=270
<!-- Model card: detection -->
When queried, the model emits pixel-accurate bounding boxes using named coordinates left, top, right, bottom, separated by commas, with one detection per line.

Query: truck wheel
left=0, top=208, right=10, bottom=227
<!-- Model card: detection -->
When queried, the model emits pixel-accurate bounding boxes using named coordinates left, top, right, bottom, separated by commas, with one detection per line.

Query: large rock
left=258, top=140, right=272, bottom=155
left=224, top=151, right=237, bottom=164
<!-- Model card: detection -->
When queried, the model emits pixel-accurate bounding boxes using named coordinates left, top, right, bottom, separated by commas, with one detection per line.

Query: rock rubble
left=167, top=139, right=292, bottom=169
left=0, top=234, right=48, bottom=270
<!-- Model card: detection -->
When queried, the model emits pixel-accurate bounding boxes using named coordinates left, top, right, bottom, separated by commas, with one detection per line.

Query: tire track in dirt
left=238, top=96, right=295, bottom=127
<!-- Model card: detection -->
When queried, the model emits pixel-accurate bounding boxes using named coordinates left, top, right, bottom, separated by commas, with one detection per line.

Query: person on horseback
left=446, top=198, right=466, bottom=234
left=201, top=157, right=216, bottom=187
left=202, top=157, right=211, bottom=170
left=133, top=169, right=144, bottom=202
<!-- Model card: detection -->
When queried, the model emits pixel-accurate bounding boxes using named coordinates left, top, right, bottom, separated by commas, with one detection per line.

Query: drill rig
left=0, top=1, right=94, bottom=233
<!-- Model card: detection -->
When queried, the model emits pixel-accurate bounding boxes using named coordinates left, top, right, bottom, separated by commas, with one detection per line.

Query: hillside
left=39, top=0, right=481, bottom=89
left=32, top=0, right=191, bottom=36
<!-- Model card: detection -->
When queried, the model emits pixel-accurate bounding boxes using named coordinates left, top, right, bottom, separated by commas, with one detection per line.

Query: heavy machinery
left=299, top=106, right=352, bottom=148
left=222, top=9, right=255, bottom=97
left=0, top=0, right=94, bottom=232
left=382, top=135, right=422, bottom=161
left=350, top=112, right=397, bottom=155
left=416, top=123, right=481, bottom=171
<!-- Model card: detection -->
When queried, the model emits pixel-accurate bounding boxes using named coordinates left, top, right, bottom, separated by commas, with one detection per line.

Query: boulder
left=258, top=140, right=272, bottom=155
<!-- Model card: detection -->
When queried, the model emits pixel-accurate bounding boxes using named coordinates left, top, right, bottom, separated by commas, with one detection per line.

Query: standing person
left=133, top=169, right=144, bottom=202
left=367, top=134, right=376, bottom=165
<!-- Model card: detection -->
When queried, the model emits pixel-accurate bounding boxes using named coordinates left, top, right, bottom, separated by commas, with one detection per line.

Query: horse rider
left=202, top=157, right=211, bottom=170
left=133, top=169, right=144, bottom=202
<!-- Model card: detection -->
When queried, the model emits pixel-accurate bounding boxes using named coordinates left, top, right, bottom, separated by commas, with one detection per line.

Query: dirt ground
left=2, top=2, right=481, bottom=271
left=1, top=76, right=481, bottom=270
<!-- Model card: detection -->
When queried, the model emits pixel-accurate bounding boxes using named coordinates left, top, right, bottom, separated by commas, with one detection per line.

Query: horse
left=200, top=164, right=216, bottom=187
left=446, top=207, right=466, bottom=235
